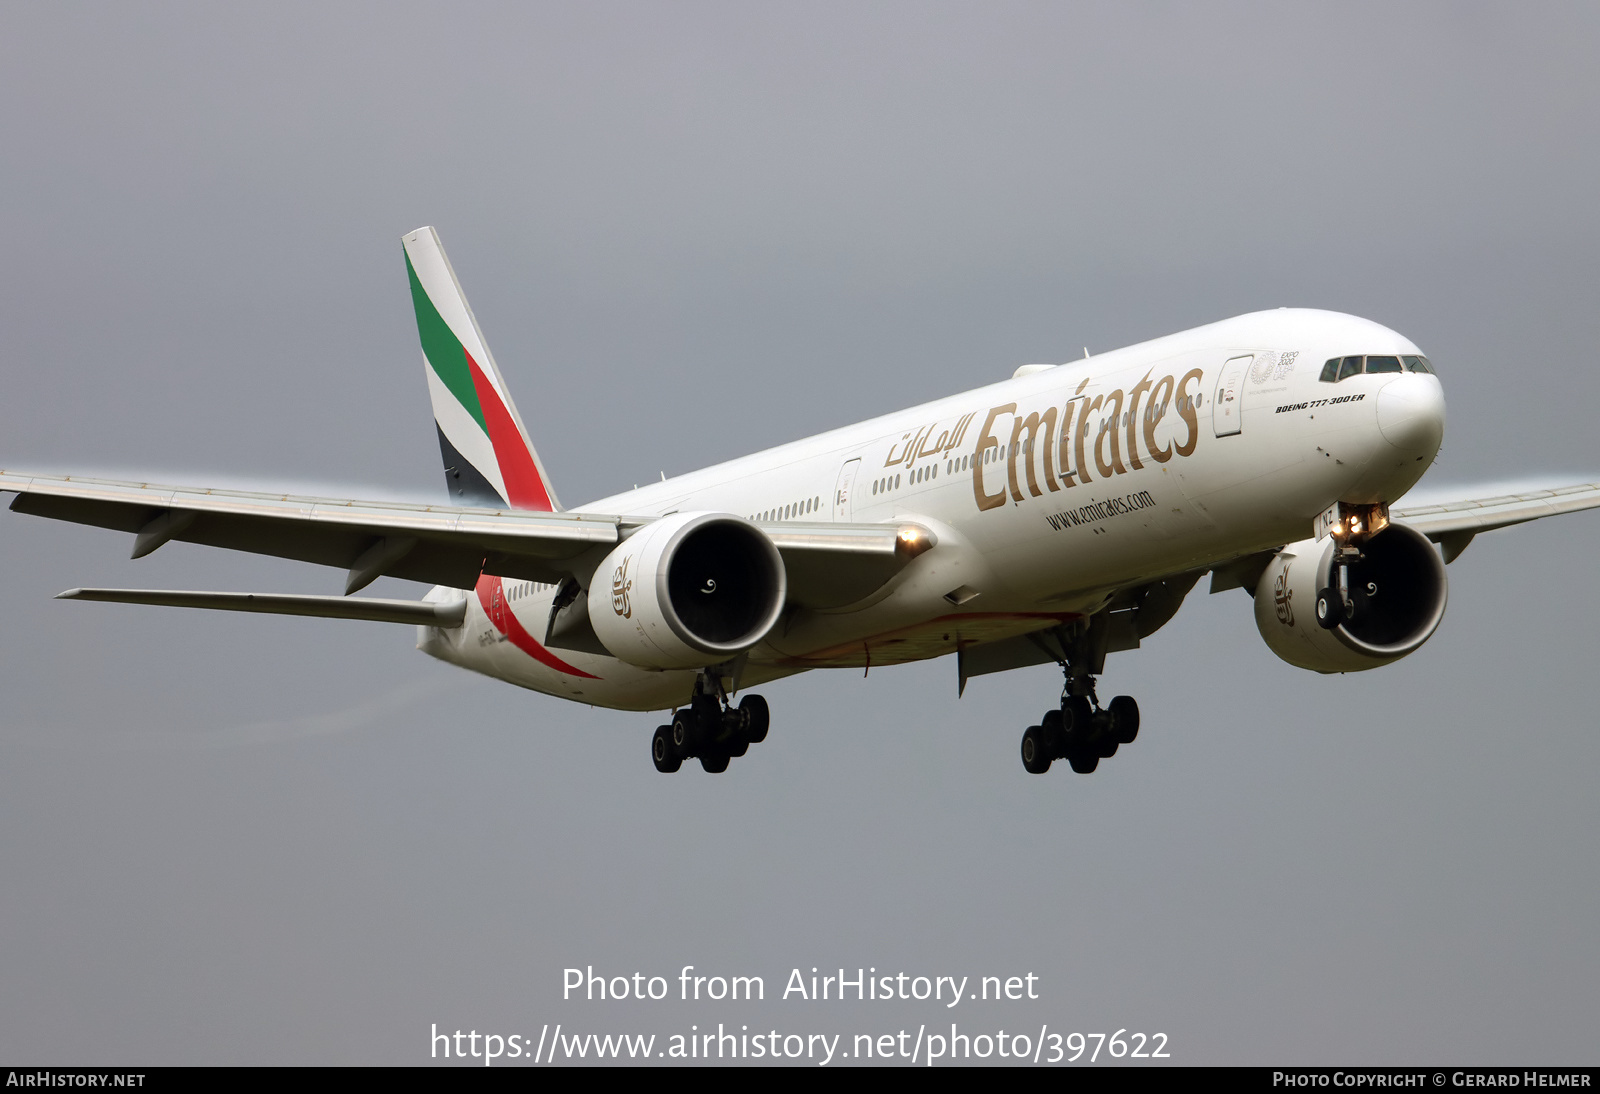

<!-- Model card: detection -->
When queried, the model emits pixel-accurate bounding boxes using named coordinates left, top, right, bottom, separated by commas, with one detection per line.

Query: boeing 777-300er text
left=7, top=227, right=1598, bottom=774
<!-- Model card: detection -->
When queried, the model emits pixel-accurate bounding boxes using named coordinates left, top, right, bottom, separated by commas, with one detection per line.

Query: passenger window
left=1366, top=355, right=1402, bottom=373
left=1337, top=356, right=1364, bottom=381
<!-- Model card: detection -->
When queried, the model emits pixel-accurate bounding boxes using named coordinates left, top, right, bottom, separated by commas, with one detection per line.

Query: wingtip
left=55, top=588, right=83, bottom=600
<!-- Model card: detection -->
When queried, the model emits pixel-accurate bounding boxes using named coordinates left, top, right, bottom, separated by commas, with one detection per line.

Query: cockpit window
left=1320, top=353, right=1436, bottom=382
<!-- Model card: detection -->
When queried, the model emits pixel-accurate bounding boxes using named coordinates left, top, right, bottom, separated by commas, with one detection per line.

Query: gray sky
left=1, top=2, right=1597, bottom=1065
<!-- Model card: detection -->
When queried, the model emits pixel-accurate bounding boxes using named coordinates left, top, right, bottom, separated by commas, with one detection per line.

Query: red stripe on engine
left=476, top=575, right=599, bottom=679
left=463, top=348, right=554, bottom=512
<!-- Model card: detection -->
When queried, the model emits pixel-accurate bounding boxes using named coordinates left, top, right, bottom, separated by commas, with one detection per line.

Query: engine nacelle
left=588, top=511, right=786, bottom=670
left=1254, top=522, right=1447, bottom=673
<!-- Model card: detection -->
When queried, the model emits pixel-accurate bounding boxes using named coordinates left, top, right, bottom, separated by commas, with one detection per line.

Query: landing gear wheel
left=1065, top=746, right=1099, bottom=774
left=1020, top=725, right=1052, bottom=774
left=651, top=725, right=682, bottom=773
left=671, top=708, right=701, bottom=757
left=1061, top=696, right=1093, bottom=739
left=738, top=694, right=770, bottom=744
left=1109, top=695, right=1140, bottom=745
left=725, top=735, right=749, bottom=758
left=699, top=751, right=730, bottom=774
left=1315, top=587, right=1344, bottom=629
left=1039, top=709, right=1064, bottom=758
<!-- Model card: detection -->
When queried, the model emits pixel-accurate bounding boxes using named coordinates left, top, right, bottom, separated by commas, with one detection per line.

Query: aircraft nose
left=1376, top=375, right=1445, bottom=459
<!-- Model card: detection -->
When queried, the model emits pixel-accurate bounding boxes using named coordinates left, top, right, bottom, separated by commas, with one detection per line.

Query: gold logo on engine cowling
left=1273, top=563, right=1294, bottom=626
left=612, top=557, right=633, bottom=618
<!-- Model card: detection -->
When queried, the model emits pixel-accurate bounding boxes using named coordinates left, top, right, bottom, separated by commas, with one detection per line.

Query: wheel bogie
left=1019, top=688, right=1142, bottom=775
left=653, top=692, right=769, bottom=772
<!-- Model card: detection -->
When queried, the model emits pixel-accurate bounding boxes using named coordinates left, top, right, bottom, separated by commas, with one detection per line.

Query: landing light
left=895, top=525, right=936, bottom=560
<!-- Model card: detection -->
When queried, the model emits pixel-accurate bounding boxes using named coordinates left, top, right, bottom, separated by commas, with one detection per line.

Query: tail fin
left=402, top=226, right=560, bottom=512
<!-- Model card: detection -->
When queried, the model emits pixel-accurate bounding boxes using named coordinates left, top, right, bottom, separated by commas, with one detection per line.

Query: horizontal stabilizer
left=57, top=588, right=466, bottom=627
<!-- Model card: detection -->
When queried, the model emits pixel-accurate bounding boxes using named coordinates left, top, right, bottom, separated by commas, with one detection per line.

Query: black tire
left=651, top=725, right=682, bottom=773
left=726, top=736, right=749, bottom=758
left=671, top=709, right=701, bottom=757
left=738, top=694, right=770, bottom=744
left=1065, top=746, right=1099, bottom=774
left=699, top=751, right=730, bottom=774
left=1316, top=587, right=1344, bottom=629
left=1109, top=695, right=1140, bottom=745
left=1020, top=725, right=1052, bottom=774
left=1061, top=695, right=1093, bottom=739
left=1040, top=709, right=1065, bottom=758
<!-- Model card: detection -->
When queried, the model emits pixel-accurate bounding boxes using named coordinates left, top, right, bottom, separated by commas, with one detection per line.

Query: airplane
left=6, top=226, right=1598, bottom=775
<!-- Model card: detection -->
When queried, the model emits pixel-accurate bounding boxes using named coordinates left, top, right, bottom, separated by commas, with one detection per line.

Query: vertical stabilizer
left=403, top=226, right=560, bottom=511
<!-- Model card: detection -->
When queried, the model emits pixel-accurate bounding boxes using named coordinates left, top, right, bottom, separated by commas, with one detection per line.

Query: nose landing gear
left=1316, top=502, right=1390, bottom=630
left=652, top=671, right=770, bottom=773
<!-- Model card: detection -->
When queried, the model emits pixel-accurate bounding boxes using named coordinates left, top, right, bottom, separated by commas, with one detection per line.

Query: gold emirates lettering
left=970, top=369, right=1202, bottom=511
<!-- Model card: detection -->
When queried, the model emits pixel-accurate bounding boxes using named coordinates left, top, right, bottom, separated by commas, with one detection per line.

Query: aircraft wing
left=55, top=588, right=468, bottom=626
left=1392, top=479, right=1600, bottom=561
left=1, top=470, right=925, bottom=605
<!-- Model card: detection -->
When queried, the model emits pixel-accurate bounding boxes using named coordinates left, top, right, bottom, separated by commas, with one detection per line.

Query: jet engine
left=1253, top=522, right=1447, bottom=673
left=587, top=511, right=786, bottom=670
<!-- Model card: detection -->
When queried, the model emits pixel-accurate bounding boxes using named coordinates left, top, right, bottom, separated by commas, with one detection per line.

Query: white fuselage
left=418, top=309, right=1445, bottom=710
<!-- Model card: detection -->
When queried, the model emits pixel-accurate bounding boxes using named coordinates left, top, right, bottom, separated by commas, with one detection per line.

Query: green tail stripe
left=406, top=252, right=487, bottom=434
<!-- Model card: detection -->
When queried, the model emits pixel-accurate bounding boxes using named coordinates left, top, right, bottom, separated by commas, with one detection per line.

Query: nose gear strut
left=1314, top=502, right=1390, bottom=630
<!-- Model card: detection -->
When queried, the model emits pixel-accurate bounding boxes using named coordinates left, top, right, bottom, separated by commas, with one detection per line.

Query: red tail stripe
left=463, top=348, right=554, bottom=512
left=476, top=575, right=599, bottom=679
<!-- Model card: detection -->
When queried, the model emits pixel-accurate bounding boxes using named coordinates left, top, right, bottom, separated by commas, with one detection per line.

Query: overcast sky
left=1, top=2, right=1597, bottom=1065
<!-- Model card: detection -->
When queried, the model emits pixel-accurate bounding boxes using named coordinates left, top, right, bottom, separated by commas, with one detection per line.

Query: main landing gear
left=651, top=672, right=770, bottom=774
left=1019, top=620, right=1140, bottom=775
left=1020, top=691, right=1139, bottom=774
